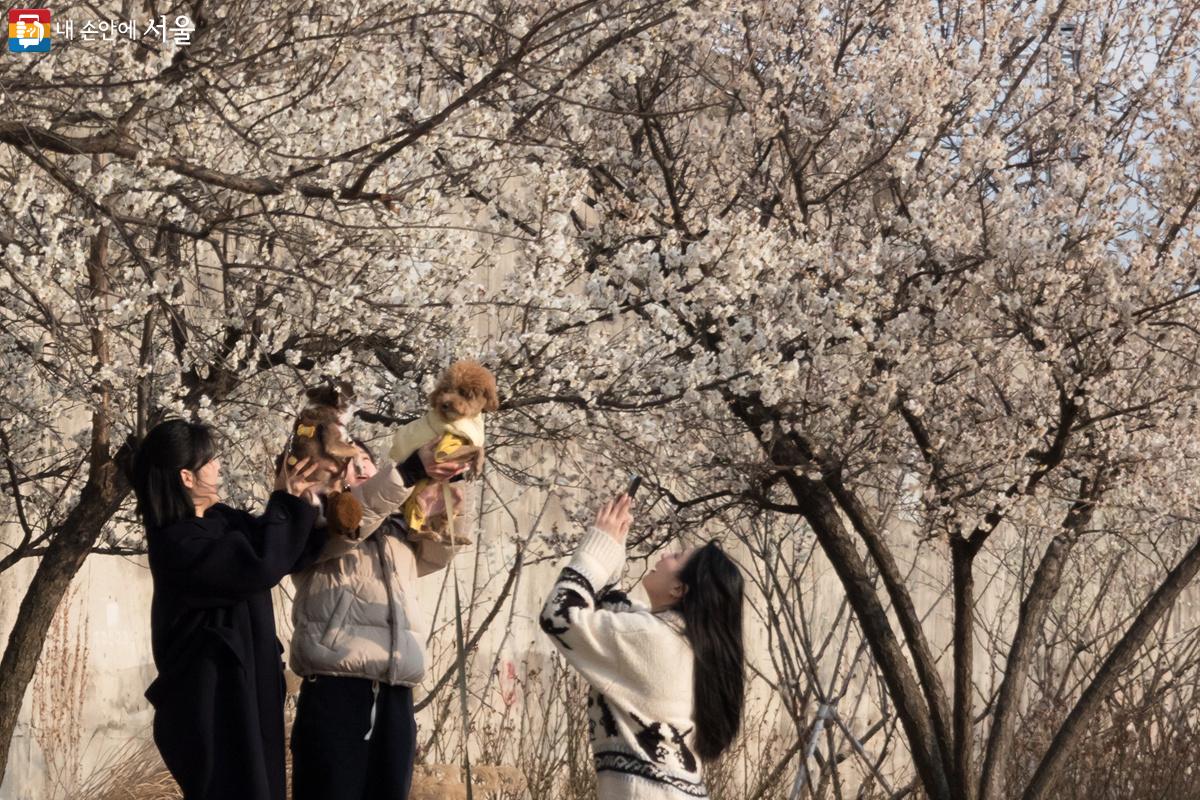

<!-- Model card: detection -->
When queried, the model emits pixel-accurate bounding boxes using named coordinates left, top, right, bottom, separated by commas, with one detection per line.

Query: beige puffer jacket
left=289, top=463, right=460, bottom=686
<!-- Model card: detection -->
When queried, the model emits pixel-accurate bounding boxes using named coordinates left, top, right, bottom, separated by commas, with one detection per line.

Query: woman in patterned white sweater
left=541, top=494, right=746, bottom=799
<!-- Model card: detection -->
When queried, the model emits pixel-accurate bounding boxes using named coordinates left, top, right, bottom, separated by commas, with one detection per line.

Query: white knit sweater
left=541, top=528, right=708, bottom=800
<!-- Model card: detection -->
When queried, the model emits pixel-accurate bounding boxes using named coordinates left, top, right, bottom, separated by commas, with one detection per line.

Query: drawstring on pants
left=363, top=680, right=380, bottom=741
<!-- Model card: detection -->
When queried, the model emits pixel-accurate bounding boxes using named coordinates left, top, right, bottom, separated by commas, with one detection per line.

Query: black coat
left=145, top=491, right=323, bottom=800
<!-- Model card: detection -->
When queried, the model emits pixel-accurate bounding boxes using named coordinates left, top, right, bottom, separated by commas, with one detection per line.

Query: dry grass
left=70, top=736, right=526, bottom=800
left=32, top=584, right=91, bottom=797
left=1004, top=698, right=1200, bottom=800
left=67, top=737, right=177, bottom=800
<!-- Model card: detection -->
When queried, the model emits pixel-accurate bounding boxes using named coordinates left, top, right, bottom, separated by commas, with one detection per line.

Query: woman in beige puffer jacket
left=289, top=440, right=467, bottom=800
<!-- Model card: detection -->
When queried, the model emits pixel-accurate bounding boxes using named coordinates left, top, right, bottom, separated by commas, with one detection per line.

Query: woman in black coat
left=132, top=419, right=329, bottom=800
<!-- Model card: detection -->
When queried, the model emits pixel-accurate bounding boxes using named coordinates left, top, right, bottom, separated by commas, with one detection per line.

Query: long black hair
left=677, top=540, right=745, bottom=762
left=131, top=419, right=216, bottom=530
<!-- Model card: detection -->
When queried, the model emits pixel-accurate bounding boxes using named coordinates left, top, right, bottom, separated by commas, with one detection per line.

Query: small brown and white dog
left=389, top=361, right=499, bottom=542
left=288, top=381, right=363, bottom=539
left=290, top=381, right=359, bottom=467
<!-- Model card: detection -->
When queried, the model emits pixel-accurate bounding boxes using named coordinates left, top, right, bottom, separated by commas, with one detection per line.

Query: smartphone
left=626, top=474, right=642, bottom=499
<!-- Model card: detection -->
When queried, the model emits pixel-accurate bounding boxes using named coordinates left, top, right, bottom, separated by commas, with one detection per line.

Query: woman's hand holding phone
left=594, top=493, right=633, bottom=545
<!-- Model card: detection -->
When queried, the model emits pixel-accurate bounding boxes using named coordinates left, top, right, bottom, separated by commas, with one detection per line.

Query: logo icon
left=8, top=8, right=51, bottom=52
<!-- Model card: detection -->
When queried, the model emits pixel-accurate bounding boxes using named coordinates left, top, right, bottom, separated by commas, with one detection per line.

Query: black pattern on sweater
left=588, top=690, right=619, bottom=739
left=538, top=567, right=596, bottom=650
left=559, top=567, right=596, bottom=598
left=630, top=711, right=670, bottom=763
left=595, top=750, right=709, bottom=798
left=668, top=724, right=698, bottom=773
left=598, top=586, right=632, bottom=610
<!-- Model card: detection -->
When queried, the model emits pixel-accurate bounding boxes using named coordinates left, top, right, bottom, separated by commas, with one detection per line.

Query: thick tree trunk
left=728, top=395, right=951, bottom=800
left=0, top=455, right=129, bottom=783
left=824, top=472, right=955, bottom=779
left=783, top=472, right=953, bottom=800
left=979, top=479, right=1099, bottom=796
left=977, top=533, right=1074, bottom=800
left=951, top=537, right=976, bottom=800
left=977, top=479, right=1100, bottom=800
left=1021, top=533, right=1200, bottom=800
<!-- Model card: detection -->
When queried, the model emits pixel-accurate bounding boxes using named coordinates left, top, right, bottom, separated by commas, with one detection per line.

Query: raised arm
left=539, top=495, right=644, bottom=691
left=352, top=440, right=470, bottom=540
left=152, top=491, right=320, bottom=601
left=352, top=455, right=423, bottom=539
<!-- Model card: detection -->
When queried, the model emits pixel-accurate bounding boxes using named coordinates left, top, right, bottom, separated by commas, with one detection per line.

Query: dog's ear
left=482, top=376, right=500, bottom=412
left=428, top=367, right=452, bottom=408
left=334, top=379, right=356, bottom=406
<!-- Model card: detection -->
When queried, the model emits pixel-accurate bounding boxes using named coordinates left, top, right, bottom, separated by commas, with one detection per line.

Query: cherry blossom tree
left=455, top=2, right=1200, bottom=798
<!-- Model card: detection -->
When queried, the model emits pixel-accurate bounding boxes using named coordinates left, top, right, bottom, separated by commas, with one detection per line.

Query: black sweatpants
left=290, top=675, right=417, bottom=800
